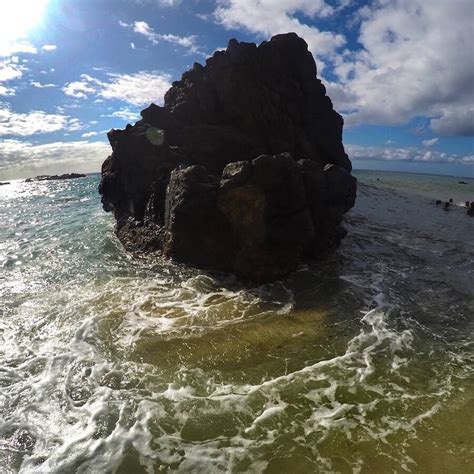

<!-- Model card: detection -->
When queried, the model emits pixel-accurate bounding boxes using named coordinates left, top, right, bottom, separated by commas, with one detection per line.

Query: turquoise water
left=0, top=171, right=473, bottom=473
left=353, top=169, right=474, bottom=204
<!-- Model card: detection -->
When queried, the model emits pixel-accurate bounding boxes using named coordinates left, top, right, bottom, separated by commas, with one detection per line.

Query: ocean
left=0, top=170, right=473, bottom=473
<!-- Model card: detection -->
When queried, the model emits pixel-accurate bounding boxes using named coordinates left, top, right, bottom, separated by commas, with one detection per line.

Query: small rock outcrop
left=25, top=173, right=86, bottom=182
left=99, top=33, right=357, bottom=281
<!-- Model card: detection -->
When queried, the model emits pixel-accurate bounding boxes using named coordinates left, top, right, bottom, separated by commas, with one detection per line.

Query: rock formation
left=99, top=33, right=357, bottom=281
left=25, top=173, right=86, bottom=182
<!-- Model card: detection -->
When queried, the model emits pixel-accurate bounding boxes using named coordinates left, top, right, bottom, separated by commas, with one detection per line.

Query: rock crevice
left=99, top=33, right=357, bottom=281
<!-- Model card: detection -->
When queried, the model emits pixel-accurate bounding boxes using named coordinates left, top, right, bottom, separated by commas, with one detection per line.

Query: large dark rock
left=99, top=33, right=357, bottom=281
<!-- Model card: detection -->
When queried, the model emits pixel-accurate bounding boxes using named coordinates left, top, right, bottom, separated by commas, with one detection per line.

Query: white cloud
left=63, top=74, right=101, bottom=99
left=130, top=42, right=136, bottom=49
left=0, top=58, right=24, bottom=81
left=0, top=139, right=110, bottom=180
left=158, top=0, right=181, bottom=6
left=347, top=143, right=471, bottom=165
left=102, top=107, right=140, bottom=121
left=31, top=81, right=56, bottom=88
left=211, top=1, right=473, bottom=136
left=100, top=72, right=171, bottom=105
left=81, top=131, right=98, bottom=138
left=63, top=71, right=172, bottom=106
left=0, top=104, right=83, bottom=136
left=120, top=20, right=203, bottom=55
left=133, top=0, right=182, bottom=6
left=422, top=137, right=438, bottom=147
left=196, top=13, right=211, bottom=22
left=0, top=85, right=15, bottom=96
left=41, top=44, right=57, bottom=51
left=330, top=0, right=474, bottom=136
left=212, top=0, right=345, bottom=67
left=0, top=40, right=37, bottom=57
left=0, top=56, right=26, bottom=95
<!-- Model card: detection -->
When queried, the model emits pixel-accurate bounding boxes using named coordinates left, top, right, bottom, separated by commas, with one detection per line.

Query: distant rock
left=0, top=181, right=11, bottom=186
left=99, top=33, right=357, bottom=282
left=458, top=181, right=468, bottom=185
left=25, top=173, right=86, bottom=183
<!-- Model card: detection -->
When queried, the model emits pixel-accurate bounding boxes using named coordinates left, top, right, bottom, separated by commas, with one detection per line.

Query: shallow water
left=0, top=172, right=473, bottom=473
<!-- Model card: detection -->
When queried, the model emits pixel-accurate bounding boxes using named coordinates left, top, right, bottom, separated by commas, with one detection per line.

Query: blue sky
left=0, top=0, right=473, bottom=179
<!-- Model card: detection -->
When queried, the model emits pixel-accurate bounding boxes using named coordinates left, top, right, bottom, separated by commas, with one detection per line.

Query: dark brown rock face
left=99, top=33, right=357, bottom=281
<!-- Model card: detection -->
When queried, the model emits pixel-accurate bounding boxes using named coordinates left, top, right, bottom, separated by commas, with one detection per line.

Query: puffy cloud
left=63, top=74, right=100, bottom=99
left=41, top=44, right=57, bottom=51
left=0, top=56, right=27, bottom=96
left=119, top=20, right=203, bottom=55
left=100, top=72, right=171, bottom=105
left=422, top=137, right=438, bottom=147
left=212, top=0, right=346, bottom=67
left=63, top=71, right=172, bottom=106
left=347, top=143, right=472, bottom=165
left=0, top=58, right=24, bottom=81
left=0, top=139, right=110, bottom=179
left=0, top=85, right=15, bottom=96
left=0, top=104, right=82, bottom=136
left=211, top=1, right=473, bottom=136
left=331, top=0, right=474, bottom=136
left=81, top=131, right=98, bottom=138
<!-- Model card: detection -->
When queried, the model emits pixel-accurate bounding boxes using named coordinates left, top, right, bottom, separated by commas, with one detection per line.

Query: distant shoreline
left=353, top=168, right=473, bottom=180
left=1, top=168, right=472, bottom=185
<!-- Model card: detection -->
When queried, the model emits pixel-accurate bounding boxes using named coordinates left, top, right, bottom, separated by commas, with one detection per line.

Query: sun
left=0, top=0, right=49, bottom=45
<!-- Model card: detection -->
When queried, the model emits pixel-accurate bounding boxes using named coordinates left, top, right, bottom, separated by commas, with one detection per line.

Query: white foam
left=244, top=402, right=288, bottom=433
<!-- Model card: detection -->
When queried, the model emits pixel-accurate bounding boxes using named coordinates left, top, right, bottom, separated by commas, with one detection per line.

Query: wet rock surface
left=99, top=33, right=357, bottom=281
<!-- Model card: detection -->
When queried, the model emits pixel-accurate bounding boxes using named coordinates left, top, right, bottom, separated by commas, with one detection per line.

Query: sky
left=0, top=0, right=473, bottom=180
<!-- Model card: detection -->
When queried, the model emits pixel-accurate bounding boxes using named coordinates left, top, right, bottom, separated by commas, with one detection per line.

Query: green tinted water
left=0, top=174, right=472, bottom=472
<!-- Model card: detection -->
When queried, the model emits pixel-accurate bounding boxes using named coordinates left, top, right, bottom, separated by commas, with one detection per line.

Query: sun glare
left=0, top=0, right=49, bottom=44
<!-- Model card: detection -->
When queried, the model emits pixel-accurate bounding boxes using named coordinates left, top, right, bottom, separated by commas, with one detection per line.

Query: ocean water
left=0, top=170, right=473, bottom=473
